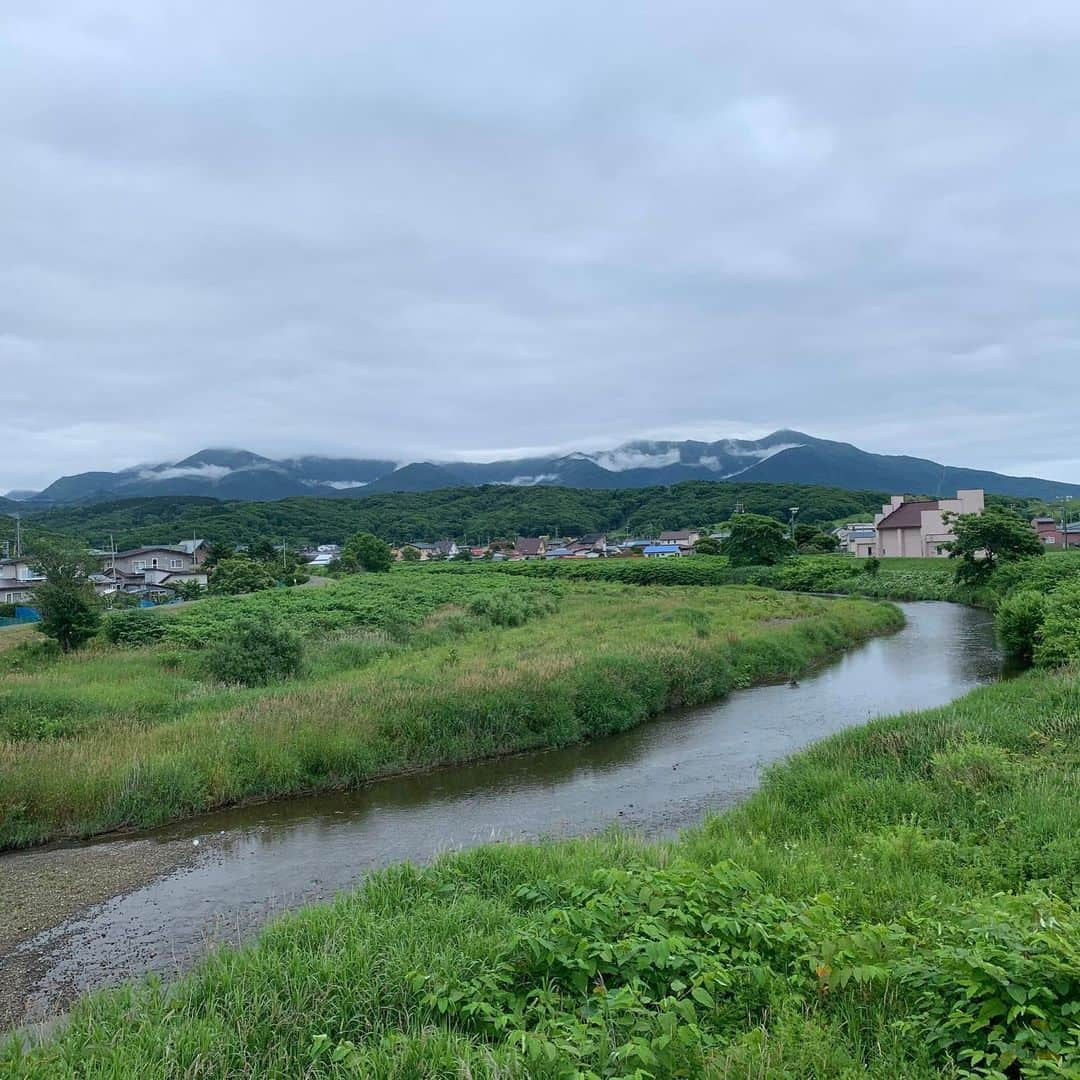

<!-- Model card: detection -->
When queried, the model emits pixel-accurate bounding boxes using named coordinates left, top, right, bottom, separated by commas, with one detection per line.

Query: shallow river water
left=4, top=601, right=1002, bottom=1025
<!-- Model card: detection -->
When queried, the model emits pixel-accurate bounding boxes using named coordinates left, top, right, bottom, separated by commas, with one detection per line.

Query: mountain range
left=5, top=431, right=1079, bottom=507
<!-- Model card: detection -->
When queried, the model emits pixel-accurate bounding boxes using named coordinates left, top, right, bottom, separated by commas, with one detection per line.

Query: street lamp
left=789, top=506, right=800, bottom=544
left=1066, top=495, right=1074, bottom=550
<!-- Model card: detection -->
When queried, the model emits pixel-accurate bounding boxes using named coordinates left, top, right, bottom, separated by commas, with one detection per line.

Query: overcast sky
left=4, top=1, right=1080, bottom=490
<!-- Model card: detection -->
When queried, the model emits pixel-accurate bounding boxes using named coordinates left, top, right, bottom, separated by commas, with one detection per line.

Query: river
left=2, top=601, right=1002, bottom=1029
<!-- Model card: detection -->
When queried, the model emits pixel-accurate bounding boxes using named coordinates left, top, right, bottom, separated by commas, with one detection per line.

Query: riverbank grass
left=0, top=581, right=900, bottom=848
left=4, top=663, right=1077, bottom=1077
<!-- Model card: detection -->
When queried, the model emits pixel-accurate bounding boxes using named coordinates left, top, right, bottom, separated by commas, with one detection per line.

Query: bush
left=200, top=620, right=304, bottom=686
left=994, top=590, right=1046, bottom=663
left=1034, top=580, right=1080, bottom=669
left=102, top=609, right=169, bottom=647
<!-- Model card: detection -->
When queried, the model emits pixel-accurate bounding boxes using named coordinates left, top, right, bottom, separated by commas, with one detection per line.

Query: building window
left=134, top=560, right=145, bottom=571
left=152, top=558, right=159, bottom=568
left=170, top=559, right=183, bottom=569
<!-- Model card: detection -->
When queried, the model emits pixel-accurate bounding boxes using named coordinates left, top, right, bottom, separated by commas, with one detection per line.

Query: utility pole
left=14, top=514, right=22, bottom=558
left=789, top=506, right=800, bottom=543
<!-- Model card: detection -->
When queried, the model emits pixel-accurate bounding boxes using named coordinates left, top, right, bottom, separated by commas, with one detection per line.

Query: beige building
left=874, top=489, right=984, bottom=558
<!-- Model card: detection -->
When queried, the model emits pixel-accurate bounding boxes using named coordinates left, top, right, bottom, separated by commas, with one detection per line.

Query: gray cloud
left=3, top=1, right=1080, bottom=489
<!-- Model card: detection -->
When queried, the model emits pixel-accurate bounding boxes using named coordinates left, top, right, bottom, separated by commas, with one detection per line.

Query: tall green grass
left=5, top=665, right=1077, bottom=1077
left=0, top=582, right=899, bottom=848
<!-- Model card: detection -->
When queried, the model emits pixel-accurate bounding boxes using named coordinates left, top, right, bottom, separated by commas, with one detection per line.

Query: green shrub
left=1034, top=579, right=1080, bottom=669
left=466, top=590, right=558, bottom=627
left=200, top=620, right=304, bottom=686
left=101, top=609, right=169, bottom=647
left=994, top=590, right=1046, bottom=663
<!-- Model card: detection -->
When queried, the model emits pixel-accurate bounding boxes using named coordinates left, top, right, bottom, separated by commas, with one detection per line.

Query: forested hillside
left=5, top=481, right=891, bottom=548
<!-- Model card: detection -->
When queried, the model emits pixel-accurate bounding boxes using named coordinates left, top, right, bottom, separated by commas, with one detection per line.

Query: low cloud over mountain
left=7, top=431, right=1080, bottom=507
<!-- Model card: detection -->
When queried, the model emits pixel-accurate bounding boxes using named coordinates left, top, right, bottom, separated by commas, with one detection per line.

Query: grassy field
left=0, top=577, right=899, bottom=849
left=455, top=551, right=1080, bottom=607
left=4, top=660, right=1077, bottom=1076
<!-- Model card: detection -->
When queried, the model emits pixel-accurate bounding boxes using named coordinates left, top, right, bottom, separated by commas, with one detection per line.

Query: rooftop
left=877, top=500, right=939, bottom=530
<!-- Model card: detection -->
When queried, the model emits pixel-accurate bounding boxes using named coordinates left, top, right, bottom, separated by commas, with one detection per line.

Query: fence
left=0, top=606, right=40, bottom=628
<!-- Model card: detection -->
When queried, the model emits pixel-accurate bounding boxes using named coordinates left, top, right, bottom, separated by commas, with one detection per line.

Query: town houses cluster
left=5, top=487, right=1080, bottom=607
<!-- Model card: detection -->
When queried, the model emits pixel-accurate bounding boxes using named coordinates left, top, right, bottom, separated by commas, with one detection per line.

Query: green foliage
left=434, top=555, right=732, bottom=586
left=415, top=861, right=803, bottom=1076
left=994, top=590, right=1046, bottom=663
left=172, top=579, right=206, bottom=601
left=947, top=506, right=1044, bottom=584
left=200, top=619, right=304, bottom=687
left=208, top=556, right=276, bottom=595
left=692, top=536, right=722, bottom=555
left=795, top=522, right=839, bottom=554
left=29, top=546, right=101, bottom=653
left=466, top=590, right=558, bottom=627
left=722, top=513, right=794, bottom=567
left=341, top=532, right=393, bottom=573
left=101, top=609, right=169, bottom=647
left=400, top=545, right=421, bottom=562
left=14, top=481, right=893, bottom=550
left=7, top=663, right=1080, bottom=1077
left=1034, top=580, right=1080, bottom=669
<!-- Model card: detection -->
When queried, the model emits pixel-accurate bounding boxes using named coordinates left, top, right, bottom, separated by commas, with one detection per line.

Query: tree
left=400, top=545, right=421, bottom=562
left=173, top=579, right=206, bottom=601
left=201, top=541, right=235, bottom=570
left=451, top=548, right=472, bottom=562
left=209, top=556, right=276, bottom=595
left=722, top=513, right=794, bottom=567
left=945, top=507, right=1043, bottom=584
left=794, top=523, right=839, bottom=554
left=692, top=536, right=722, bottom=555
left=248, top=538, right=276, bottom=562
left=341, top=532, right=393, bottom=573
left=30, top=546, right=102, bottom=652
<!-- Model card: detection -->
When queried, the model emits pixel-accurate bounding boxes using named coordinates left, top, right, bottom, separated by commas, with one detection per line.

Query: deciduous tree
left=341, top=532, right=393, bottom=573
left=31, top=546, right=101, bottom=652
left=945, top=507, right=1043, bottom=584
left=721, top=514, right=794, bottom=567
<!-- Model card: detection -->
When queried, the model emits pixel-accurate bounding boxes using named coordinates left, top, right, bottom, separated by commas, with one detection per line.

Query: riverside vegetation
left=4, top=558, right=1080, bottom=1077
left=0, top=574, right=898, bottom=849
left=3, top=605, right=1079, bottom=1075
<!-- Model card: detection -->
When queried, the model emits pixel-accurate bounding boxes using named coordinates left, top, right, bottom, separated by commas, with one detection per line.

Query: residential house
left=576, top=533, right=607, bottom=552
left=432, top=539, right=460, bottom=559
left=1032, top=518, right=1080, bottom=548
left=659, top=529, right=700, bottom=551
left=874, top=490, right=984, bottom=558
left=0, top=557, right=42, bottom=604
left=835, top=523, right=878, bottom=558
left=99, top=543, right=209, bottom=596
left=643, top=544, right=683, bottom=558
left=544, top=546, right=575, bottom=559
left=513, top=537, right=547, bottom=559
left=398, top=542, right=437, bottom=561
